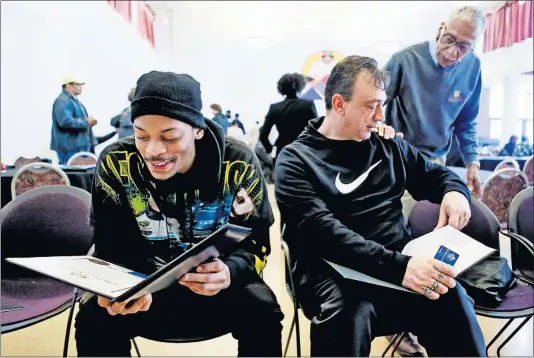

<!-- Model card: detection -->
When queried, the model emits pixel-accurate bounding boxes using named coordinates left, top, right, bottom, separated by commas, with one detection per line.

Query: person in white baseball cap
left=51, top=76, right=99, bottom=164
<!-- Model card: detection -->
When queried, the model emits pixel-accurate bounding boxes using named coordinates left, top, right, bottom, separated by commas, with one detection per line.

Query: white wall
left=168, top=1, right=458, bottom=128
left=173, top=38, right=393, bottom=123
left=478, top=39, right=533, bottom=145
left=480, top=39, right=534, bottom=87
left=0, top=1, right=165, bottom=163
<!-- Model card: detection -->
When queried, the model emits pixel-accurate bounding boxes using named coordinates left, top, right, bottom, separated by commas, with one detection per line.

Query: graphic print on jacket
left=93, top=129, right=273, bottom=274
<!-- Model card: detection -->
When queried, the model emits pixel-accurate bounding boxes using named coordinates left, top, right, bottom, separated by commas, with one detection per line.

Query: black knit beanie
left=130, top=71, right=206, bottom=129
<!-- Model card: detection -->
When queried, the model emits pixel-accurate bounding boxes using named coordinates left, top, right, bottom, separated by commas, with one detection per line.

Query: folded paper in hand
left=325, top=225, right=497, bottom=294
left=6, top=224, right=251, bottom=302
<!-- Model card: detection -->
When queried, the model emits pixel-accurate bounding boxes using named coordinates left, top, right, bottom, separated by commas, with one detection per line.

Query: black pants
left=296, top=265, right=486, bottom=357
left=75, top=276, right=284, bottom=357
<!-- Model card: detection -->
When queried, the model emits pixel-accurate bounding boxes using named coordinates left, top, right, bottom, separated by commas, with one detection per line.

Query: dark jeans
left=75, top=276, right=284, bottom=357
left=57, top=147, right=91, bottom=165
left=296, top=264, right=486, bottom=357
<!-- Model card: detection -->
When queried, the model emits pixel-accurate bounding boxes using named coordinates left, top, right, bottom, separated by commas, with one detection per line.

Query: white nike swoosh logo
left=335, top=160, right=383, bottom=194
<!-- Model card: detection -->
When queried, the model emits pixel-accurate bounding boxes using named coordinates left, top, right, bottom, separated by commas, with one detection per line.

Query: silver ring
left=423, top=287, right=433, bottom=298
left=431, top=280, right=440, bottom=291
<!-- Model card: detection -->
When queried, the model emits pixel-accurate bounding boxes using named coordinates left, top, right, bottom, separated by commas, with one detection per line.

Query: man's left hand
left=434, top=191, right=471, bottom=231
left=466, top=163, right=483, bottom=199
left=179, top=258, right=231, bottom=296
left=374, top=124, right=402, bottom=140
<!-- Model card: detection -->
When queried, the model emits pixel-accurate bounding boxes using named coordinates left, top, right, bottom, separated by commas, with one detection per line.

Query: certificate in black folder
left=6, top=224, right=251, bottom=302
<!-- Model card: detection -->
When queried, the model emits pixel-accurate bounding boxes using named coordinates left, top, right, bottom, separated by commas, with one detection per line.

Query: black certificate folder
left=6, top=224, right=252, bottom=303
left=113, top=223, right=252, bottom=302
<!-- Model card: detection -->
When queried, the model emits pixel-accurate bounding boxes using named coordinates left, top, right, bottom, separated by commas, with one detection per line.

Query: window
left=525, top=92, right=533, bottom=119
left=517, top=87, right=533, bottom=119
left=489, top=85, right=504, bottom=119
left=526, top=120, right=534, bottom=143
left=490, top=119, right=502, bottom=139
left=516, top=120, right=524, bottom=138
left=490, top=119, right=524, bottom=141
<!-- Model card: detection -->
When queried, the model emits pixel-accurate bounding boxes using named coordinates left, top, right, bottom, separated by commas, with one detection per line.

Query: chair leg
left=283, top=315, right=296, bottom=357
left=496, top=316, right=532, bottom=357
left=486, top=318, right=515, bottom=356
left=132, top=338, right=141, bottom=357
left=63, top=289, right=79, bottom=357
left=382, top=333, right=401, bottom=357
left=294, top=308, right=302, bottom=357
left=391, top=332, right=407, bottom=357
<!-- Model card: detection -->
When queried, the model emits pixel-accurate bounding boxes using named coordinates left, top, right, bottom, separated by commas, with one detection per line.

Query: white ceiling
left=151, top=1, right=496, bottom=52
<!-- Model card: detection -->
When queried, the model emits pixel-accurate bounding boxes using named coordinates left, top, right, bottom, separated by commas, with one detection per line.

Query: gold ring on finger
left=431, top=280, right=440, bottom=291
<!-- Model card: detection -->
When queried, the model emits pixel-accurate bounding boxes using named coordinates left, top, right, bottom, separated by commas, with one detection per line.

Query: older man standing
left=385, top=6, right=486, bottom=199
left=383, top=6, right=486, bottom=355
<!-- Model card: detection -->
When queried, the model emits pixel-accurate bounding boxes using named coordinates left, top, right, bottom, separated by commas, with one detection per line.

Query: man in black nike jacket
left=275, top=56, right=485, bottom=357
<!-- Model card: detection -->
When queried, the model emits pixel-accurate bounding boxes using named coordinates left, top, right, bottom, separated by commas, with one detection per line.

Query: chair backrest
left=408, top=198, right=501, bottom=253
left=522, top=156, right=534, bottom=185
left=481, top=168, right=529, bottom=225
left=1, top=186, right=94, bottom=278
left=11, top=162, right=70, bottom=199
left=281, top=224, right=299, bottom=303
left=67, top=152, right=98, bottom=166
left=13, top=156, right=41, bottom=167
left=494, top=157, right=520, bottom=172
left=508, top=187, right=534, bottom=274
left=508, top=187, right=534, bottom=242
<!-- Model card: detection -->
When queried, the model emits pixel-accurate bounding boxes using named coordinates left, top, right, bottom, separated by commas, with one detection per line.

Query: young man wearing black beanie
left=74, top=71, right=283, bottom=357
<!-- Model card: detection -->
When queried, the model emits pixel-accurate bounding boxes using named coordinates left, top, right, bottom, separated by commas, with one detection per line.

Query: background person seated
left=275, top=56, right=485, bottom=357
left=110, top=87, right=135, bottom=139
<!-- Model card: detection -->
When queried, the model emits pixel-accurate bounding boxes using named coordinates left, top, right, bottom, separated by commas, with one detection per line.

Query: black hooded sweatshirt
left=275, top=117, right=470, bottom=285
left=90, top=119, right=274, bottom=284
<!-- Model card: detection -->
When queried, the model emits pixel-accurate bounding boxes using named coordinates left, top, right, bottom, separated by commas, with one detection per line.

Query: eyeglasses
left=440, top=33, right=473, bottom=55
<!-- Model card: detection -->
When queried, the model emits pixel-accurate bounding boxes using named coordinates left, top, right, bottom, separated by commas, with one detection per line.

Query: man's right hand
left=97, top=294, right=152, bottom=316
left=402, top=257, right=457, bottom=300
left=87, top=117, right=98, bottom=127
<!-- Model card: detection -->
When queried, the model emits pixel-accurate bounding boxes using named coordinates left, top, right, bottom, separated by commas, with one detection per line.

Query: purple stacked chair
left=494, top=158, right=520, bottom=172
left=508, top=187, right=534, bottom=280
left=523, top=156, right=534, bottom=185
left=405, top=198, right=533, bottom=357
left=1, top=186, right=93, bottom=354
left=481, top=168, right=529, bottom=227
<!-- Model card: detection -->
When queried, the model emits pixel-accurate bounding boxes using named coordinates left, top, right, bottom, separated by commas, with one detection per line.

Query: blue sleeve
left=384, top=54, right=402, bottom=107
left=53, top=97, right=88, bottom=130
left=453, top=71, right=482, bottom=166
left=396, top=137, right=471, bottom=203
